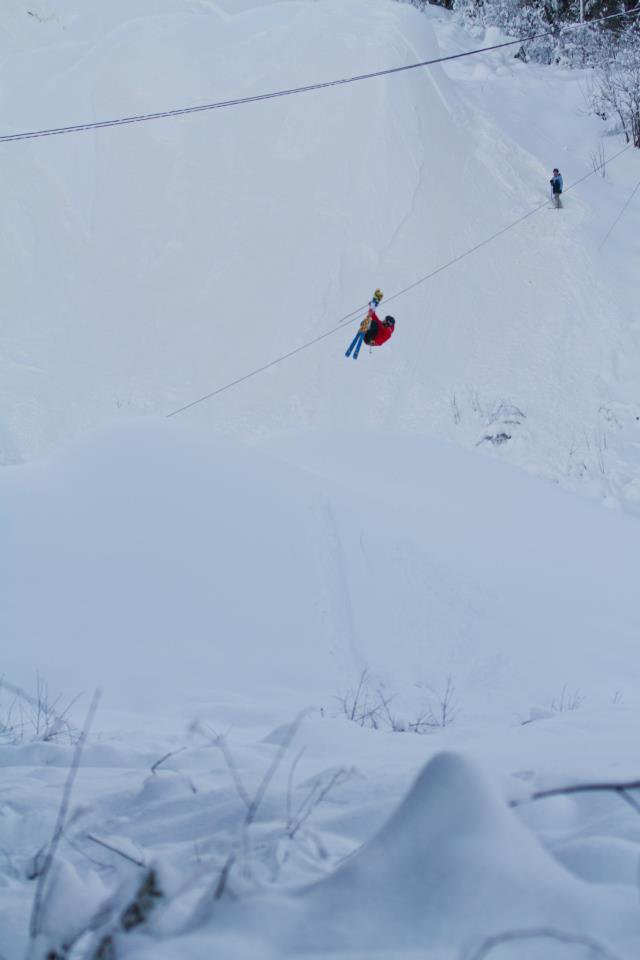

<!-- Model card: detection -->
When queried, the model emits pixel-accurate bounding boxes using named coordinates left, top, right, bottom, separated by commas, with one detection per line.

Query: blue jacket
left=550, top=173, right=563, bottom=193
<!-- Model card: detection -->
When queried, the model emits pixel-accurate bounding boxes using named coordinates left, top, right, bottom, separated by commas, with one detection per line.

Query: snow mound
left=291, top=751, right=638, bottom=952
left=0, top=418, right=345, bottom=707
left=4, top=419, right=640, bottom=724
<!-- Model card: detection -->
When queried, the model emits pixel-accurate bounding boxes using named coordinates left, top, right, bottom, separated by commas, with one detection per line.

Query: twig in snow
left=0, top=675, right=82, bottom=745
left=590, top=142, right=607, bottom=179
left=249, top=714, right=306, bottom=822
left=25, top=844, right=47, bottom=880
left=287, top=767, right=351, bottom=840
left=550, top=683, right=584, bottom=713
left=435, top=675, right=459, bottom=727
left=406, top=707, right=438, bottom=733
left=208, top=729, right=252, bottom=810
left=150, top=744, right=197, bottom=793
left=463, top=926, right=623, bottom=960
left=336, top=669, right=387, bottom=730
left=87, top=833, right=146, bottom=867
left=286, top=746, right=306, bottom=828
left=348, top=669, right=368, bottom=723
left=376, top=688, right=405, bottom=732
left=63, top=832, right=113, bottom=871
left=150, top=746, right=186, bottom=774
left=511, top=778, right=640, bottom=814
left=29, top=689, right=101, bottom=940
left=213, top=711, right=307, bottom=899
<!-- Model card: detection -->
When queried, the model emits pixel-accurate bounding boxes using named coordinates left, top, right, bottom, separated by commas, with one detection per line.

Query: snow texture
left=2, top=1, right=640, bottom=958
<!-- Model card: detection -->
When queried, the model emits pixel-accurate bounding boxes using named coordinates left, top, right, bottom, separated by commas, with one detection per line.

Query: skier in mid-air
left=363, top=309, right=395, bottom=347
left=550, top=168, right=563, bottom=208
left=345, top=289, right=396, bottom=359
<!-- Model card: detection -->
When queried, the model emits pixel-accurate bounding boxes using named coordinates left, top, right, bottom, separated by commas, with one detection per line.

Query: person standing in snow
left=550, top=168, right=563, bottom=208
left=363, top=308, right=395, bottom=347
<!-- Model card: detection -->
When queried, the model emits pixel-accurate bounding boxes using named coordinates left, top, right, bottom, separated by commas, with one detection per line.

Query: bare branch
left=0, top=676, right=82, bottom=745
left=511, top=778, right=640, bottom=811
left=407, top=708, right=438, bottom=733
left=286, top=746, right=306, bottom=827
left=438, top=675, right=460, bottom=727
left=550, top=684, right=584, bottom=713
left=288, top=768, right=351, bottom=840
left=213, top=853, right=236, bottom=901
left=149, top=745, right=197, bottom=793
left=619, top=789, right=640, bottom=814
left=43, top=690, right=83, bottom=741
left=87, top=834, right=146, bottom=868
left=213, top=711, right=307, bottom=899
left=29, top=689, right=101, bottom=940
left=376, top=688, right=405, bottom=732
left=336, top=669, right=387, bottom=730
left=349, top=669, right=368, bottom=722
left=246, top=712, right=307, bottom=828
left=151, top=747, right=186, bottom=775
left=62, top=832, right=113, bottom=871
left=210, top=732, right=252, bottom=810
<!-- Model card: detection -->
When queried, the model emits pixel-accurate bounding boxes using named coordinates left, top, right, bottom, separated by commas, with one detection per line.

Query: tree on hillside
left=592, top=21, right=640, bottom=146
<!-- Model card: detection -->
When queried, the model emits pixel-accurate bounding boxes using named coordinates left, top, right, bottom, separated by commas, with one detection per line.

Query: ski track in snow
left=313, top=500, right=362, bottom=671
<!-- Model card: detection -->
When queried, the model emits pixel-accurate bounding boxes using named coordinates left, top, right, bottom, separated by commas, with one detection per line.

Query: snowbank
left=3, top=418, right=640, bottom=721
left=287, top=751, right=638, bottom=952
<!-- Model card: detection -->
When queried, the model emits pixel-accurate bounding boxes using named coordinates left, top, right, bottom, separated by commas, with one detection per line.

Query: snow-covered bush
left=449, top=0, right=640, bottom=69
left=337, top=669, right=460, bottom=733
left=550, top=684, right=585, bottom=712
left=453, top=0, right=556, bottom=62
left=398, top=0, right=452, bottom=11
left=591, top=22, right=640, bottom=145
left=0, top=677, right=80, bottom=745
left=443, top=0, right=640, bottom=140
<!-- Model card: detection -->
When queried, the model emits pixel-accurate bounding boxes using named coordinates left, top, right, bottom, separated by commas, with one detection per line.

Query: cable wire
left=1, top=6, right=639, bottom=144
left=166, top=142, right=631, bottom=418
left=597, top=171, right=640, bottom=250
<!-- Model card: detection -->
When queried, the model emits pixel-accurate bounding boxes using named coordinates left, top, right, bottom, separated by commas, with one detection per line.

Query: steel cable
left=1, top=6, right=639, bottom=144
left=166, top=142, right=632, bottom=418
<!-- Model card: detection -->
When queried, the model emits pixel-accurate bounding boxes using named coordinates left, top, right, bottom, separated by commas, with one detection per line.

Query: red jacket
left=367, top=310, right=394, bottom=346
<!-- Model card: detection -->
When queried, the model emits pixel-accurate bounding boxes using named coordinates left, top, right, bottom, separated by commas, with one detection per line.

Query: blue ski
left=345, top=331, right=363, bottom=359
left=344, top=290, right=382, bottom=360
left=352, top=332, right=365, bottom=359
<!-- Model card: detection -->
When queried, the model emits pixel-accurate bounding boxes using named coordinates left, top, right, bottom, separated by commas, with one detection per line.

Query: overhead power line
left=1, top=6, right=639, bottom=143
left=166, top=142, right=631, bottom=419
left=597, top=172, right=640, bottom=250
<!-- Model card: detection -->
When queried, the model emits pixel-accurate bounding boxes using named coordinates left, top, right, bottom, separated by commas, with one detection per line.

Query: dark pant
left=363, top=320, right=379, bottom=345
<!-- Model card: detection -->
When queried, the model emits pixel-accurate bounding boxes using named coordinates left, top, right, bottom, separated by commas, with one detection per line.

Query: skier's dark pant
left=363, top=320, right=380, bottom=345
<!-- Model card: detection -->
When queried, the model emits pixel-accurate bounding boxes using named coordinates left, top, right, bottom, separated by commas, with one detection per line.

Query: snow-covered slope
left=3, top=2, right=640, bottom=957
left=3, top=420, right=640, bottom=958
left=2, top=0, right=640, bottom=511
left=4, top=419, right=640, bottom=718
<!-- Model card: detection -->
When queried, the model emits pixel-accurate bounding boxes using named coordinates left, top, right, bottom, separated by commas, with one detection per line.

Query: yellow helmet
left=373, top=288, right=383, bottom=302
